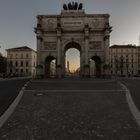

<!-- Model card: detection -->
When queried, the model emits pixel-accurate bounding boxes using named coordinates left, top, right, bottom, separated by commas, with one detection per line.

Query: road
left=0, top=78, right=140, bottom=139
left=0, top=78, right=30, bottom=117
left=120, top=77, right=140, bottom=111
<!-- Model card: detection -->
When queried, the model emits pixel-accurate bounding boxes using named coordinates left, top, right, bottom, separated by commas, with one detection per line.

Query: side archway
left=45, top=56, right=56, bottom=78
left=89, top=56, right=101, bottom=77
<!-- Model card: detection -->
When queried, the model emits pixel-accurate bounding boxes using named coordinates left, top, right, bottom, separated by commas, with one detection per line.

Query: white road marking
left=118, top=82, right=140, bottom=127
left=24, top=89, right=125, bottom=93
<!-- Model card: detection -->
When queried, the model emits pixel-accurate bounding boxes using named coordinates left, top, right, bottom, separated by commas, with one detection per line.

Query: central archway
left=64, top=41, right=81, bottom=77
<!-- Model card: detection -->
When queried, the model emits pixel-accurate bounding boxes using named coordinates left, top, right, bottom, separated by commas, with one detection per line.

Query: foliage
left=0, top=53, right=7, bottom=75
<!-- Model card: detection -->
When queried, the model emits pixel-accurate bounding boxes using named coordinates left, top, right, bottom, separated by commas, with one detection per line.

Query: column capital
left=37, top=36, right=43, bottom=42
left=104, top=35, right=110, bottom=41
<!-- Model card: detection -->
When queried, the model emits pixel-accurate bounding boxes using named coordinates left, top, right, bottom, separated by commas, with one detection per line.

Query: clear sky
left=0, top=0, right=140, bottom=70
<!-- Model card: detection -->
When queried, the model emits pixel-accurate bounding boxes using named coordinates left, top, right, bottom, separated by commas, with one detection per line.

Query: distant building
left=138, top=47, right=140, bottom=74
left=109, top=45, right=139, bottom=76
left=6, top=46, right=37, bottom=77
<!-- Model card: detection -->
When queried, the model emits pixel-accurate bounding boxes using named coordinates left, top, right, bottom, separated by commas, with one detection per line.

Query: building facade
left=6, top=46, right=37, bottom=77
left=35, top=2, right=112, bottom=78
left=109, top=45, right=139, bottom=76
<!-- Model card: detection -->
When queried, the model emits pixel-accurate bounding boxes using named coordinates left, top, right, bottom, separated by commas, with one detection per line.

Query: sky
left=0, top=0, right=140, bottom=70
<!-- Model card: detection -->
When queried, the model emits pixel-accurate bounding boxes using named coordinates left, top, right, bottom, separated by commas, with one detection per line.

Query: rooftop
left=6, top=46, right=36, bottom=52
left=110, top=45, right=138, bottom=49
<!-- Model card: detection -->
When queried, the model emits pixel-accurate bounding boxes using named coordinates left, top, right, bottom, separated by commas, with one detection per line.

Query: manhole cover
left=34, top=92, right=45, bottom=96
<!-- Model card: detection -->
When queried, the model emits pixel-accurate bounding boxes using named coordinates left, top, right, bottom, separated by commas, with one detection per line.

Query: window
left=21, top=69, right=23, bottom=73
left=20, top=61, right=23, bottom=67
left=26, top=69, right=28, bottom=73
left=10, top=54, right=13, bottom=58
left=15, top=54, right=18, bottom=58
left=26, top=61, right=28, bottom=67
left=10, top=61, right=13, bottom=67
left=26, top=54, right=29, bottom=58
left=15, top=61, right=18, bottom=67
left=21, top=54, right=23, bottom=58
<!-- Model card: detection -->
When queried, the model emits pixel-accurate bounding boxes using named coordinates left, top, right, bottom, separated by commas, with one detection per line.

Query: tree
left=0, top=53, right=7, bottom=77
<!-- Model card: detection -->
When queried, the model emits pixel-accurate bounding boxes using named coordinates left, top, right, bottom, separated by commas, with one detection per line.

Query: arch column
left=36, top=36, right=43, bottom=78
left=104, top=23, right=112, bottom=65
left=56, top=28, right=62, bottom=78
left=104, top=35, right=110, bottom=65
left=84, top=25, right=90, bottom=77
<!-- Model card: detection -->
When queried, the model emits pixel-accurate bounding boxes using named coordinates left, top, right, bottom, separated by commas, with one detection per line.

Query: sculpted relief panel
left=44, top=42, right=56, bottom=50
left=92, top=19, right=100, bottom=28
left=89, top=41, right=102, bottom=50
left=88, top=18, right=105, bottom=29
left=43, top=18, right=57, bottom=30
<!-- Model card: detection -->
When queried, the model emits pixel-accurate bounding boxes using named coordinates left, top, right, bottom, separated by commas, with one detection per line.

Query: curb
left=0, top=80, right=31, bottom=128
left=118, top=81, right=140, bottom=127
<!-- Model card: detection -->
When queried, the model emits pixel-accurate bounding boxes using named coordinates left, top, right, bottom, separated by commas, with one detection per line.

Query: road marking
left=0, top=89, right=24, bottom=128
left=30, top=80, right=116, bottom=83
left=24, top=89, right=125, bottom=93
left=118, top=82, right=140, bottom=127
left=0, top=79, right=31, bottom=129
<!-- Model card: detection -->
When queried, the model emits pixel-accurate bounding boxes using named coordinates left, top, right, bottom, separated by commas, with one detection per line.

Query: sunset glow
left=66, top=48, right=80, bottom=71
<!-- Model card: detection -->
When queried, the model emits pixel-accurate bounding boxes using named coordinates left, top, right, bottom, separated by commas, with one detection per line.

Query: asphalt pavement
left=0, top=78, right=30, bottom=117
left=120, top=78, right=140, bottom=111
left=0, top=78, right=140, bottom=139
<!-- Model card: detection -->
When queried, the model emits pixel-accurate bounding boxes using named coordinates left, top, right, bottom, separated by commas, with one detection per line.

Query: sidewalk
left=0, top=79, right=140, bottom=139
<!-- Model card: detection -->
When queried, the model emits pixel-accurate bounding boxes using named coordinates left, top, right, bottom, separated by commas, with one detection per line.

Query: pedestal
left=84, top=64, right=90, bottom=77
left=56, top=65, right=62, bottom=78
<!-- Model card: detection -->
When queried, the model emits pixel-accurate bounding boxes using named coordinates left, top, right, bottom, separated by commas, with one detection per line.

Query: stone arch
left=64, top=41, right=81, bottom=52
left=45, top=55, right=56, bottom=78
left=63, top=41, right=82, bottom=77
left=89, top=56, right=102, bottom=77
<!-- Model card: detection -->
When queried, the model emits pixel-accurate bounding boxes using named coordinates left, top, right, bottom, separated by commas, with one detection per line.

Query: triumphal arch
left=35, top=2, right=112, bottom=78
